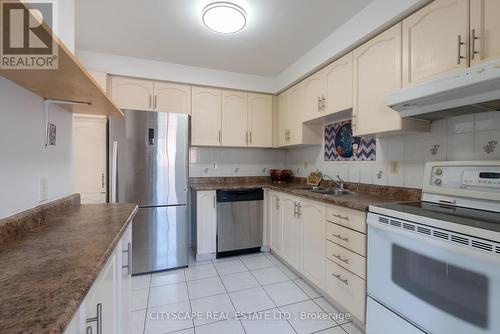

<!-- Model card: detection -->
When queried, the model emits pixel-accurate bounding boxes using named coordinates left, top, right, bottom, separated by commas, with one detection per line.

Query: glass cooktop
left=373, top=201, right=500, bottom=233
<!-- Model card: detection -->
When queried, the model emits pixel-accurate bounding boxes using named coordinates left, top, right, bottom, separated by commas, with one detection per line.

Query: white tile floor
left=130, top=252, right=364, bottom=334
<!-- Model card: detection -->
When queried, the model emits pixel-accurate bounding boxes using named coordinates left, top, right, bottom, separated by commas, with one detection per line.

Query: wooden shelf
left=0, top=1, right=123, bottom=117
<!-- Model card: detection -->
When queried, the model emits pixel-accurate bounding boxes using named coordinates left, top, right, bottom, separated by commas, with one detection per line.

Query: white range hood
left=387, top=58, right=500, bottom=120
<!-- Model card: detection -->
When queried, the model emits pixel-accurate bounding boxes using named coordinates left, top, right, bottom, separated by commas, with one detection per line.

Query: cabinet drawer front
left=326, top=205, right=366, bottom=234
left=326, top=240, right=366, bottom=279
left=326, top=222, right=366, bottom=256
left=326, top=259, right=366, bottom=322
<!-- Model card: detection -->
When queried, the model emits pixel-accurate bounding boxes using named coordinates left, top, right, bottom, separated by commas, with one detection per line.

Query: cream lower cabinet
left=470, top=0, right=500, bottom=65
left=63, top=223, right=133, bottom=334
left=267, top=190, right=367, bottom=324
left=281, top=194, right=301, bottom=271
left=195, top=190, right=217, bottom=260
left=353, top=23, right=429, bottom=136
left=268, top=191, right=283, bottom=256
left=300, top=199, right=326, bottom=289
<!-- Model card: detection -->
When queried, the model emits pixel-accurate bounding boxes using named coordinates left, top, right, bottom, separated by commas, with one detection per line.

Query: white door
left=110, top=76, right=154, bottom=111
left=84, top=248, right=118, bottom=334
left=402, top=0, right=469, bottom=86
left=353, top=23, right=403, bottom=136
left=301, top=199, right=326, bottom=289
left=154, top=82, right=191, bottom=114
left=221, top=90, right=248, bottom=147
left=191, top=86, right=222, bottom=146
left=324, top=52, right=353, bottom=115
left=247, top=93, right=273, bottom=148
left=282, top=195, right=300, bottom=270
left=269, top=191, right=283, bottom=255
left=470, top=0, right=500, bottom=65
left=74, top=115, right=107, bottom=204
left=196, top=191, right=217, bottom=258
left=302, top=71, right=324, bottom=122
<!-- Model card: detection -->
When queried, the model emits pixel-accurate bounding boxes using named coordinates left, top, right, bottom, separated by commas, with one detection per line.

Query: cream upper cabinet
left=281, top=194, right=301, bottom=271
left=287, top=83, right=304, bottom=146
left=269, top=191, right=283, bottom=256
left=303, top=71, right=324, bottom=122
left=154, top=82, right=191, bottom=114
left=353, top=23, right=429, bottom=136
left=470, top=0, right=500, bottom=65
left=221, top=90, right=248, bottom=147
left=278, top=91, right=289, bottom=146
left=402, top=0, right=469, bottom=86
left=323, top=52, right=353, bottom=114
left=300, top=199, right=326, bottom=289
left=110, top=76, right=154, bottom=111
left=88, top=71, right=108, bottom=92
left=248, top=93, right=273, bottom=148
left=191, top=86, right=222, bottom=146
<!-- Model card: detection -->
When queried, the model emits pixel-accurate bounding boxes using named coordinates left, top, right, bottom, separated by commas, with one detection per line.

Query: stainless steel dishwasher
left=216, top=188, right=263, bottom=258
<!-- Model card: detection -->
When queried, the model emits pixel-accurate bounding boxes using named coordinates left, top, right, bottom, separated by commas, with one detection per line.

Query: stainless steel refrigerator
left=109, top=110, right=189, bottom=275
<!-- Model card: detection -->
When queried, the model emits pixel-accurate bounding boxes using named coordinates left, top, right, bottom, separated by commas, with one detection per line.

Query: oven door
left=367, top=218, right=500, bottom=334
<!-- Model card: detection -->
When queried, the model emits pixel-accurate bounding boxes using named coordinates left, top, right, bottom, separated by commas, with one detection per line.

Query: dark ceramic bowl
left=270, top=169, right=292, bottom=183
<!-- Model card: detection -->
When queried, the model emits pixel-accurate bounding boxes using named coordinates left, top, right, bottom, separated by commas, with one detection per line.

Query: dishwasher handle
left=217, top=188, right=264, bottom=202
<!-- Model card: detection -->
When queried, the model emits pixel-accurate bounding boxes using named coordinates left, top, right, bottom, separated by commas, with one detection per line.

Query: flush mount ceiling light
left=202, top=2, right=247, bottom=34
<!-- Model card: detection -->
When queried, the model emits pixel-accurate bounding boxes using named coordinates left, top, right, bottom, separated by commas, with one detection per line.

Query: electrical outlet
left=212, top=162, right=218, bottom=169
left=39, top=176, right=48, bottom=202
left=390, top=161, right=399, bottom=174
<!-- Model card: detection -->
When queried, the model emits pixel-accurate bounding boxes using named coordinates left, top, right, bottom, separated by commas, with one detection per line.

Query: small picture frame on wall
left=324, top=120, right=376, bottom=161
left=47, top=122, right=56, bottom=146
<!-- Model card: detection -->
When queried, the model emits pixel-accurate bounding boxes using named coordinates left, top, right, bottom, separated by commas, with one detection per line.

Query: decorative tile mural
left=324, top=120, right=376, bottom=161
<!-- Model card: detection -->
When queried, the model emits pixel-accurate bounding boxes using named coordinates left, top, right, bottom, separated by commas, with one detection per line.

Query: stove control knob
left=435, top=168, right=443, bottom=176
left=434, top=178, right=442, bottom=186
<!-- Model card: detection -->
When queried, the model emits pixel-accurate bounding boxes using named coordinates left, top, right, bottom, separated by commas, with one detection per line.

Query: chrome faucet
left=322, top=174, right=345, bottom=189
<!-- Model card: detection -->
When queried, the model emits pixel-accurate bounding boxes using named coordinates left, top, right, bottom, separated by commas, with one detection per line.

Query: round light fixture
left=202, top=2, right=247, bottom=34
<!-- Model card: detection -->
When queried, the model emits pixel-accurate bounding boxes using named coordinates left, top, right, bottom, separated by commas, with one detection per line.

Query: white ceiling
left=75, top=0, right=373, bottom=77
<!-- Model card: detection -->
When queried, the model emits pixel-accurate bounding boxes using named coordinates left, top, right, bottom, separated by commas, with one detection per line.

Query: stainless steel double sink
left=294, top=185, right=357, bottom=196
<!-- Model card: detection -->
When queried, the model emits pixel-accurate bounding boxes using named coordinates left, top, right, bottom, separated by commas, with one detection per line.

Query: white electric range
left=367, top=161, right=500, bottom=334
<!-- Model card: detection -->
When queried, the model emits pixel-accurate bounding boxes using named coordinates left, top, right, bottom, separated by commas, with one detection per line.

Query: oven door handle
left=367, top=219, right=500, bottom=264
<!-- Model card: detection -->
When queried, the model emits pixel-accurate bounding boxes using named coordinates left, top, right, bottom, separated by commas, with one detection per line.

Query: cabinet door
left=302, top=71, right=324, bottom=122
left=278, top=91, right=289, bottom=146
left=324, top=52, right=353, bottom=115
left=248, top=93, right=273, bottom=148
left=402, top=0, right=469, bottom=86
left=196, top=191, right=217, bottom=257
left=287, top=84, right=304, bottom=145
left=282, top=195, right=300, bottom=270
left=154, top=82, right=191, bottom=114
left=84, top=248, right=118, bottom=334
left=300, top=199, right=326, bottom=289
left=353, top=23, right=403, bottom=136
left=119, top=224, right=132, bottom=334
left=269, top=191, right=283, bottom=255
left=74, top=116, right=107, bottom=204
left=110, top=76, right=154, bottom=111
left=221, top=90, right=248, bottom=147
left=88, top=71, right=108, bottom=92
left=470, top=0, right=500, bottom=65
left=191, top=86, right=221, bottom=146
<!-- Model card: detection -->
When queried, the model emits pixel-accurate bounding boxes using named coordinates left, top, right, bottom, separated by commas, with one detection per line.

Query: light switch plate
left=39, top=176, right=48, bottom=202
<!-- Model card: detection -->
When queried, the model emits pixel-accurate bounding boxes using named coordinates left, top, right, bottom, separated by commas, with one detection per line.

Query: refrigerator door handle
left=111, top=141, right=118, bottom=203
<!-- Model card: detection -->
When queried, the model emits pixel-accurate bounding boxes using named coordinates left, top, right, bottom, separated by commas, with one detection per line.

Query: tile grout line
left=142, top=274, right=152, bottom=334
left=183, top=268, right=196, bottom=333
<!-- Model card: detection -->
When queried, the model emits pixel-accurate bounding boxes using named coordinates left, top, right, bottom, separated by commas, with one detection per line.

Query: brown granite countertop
left=190, top=177, right=420, bottom=211
left=0, top=201, right=138, bottom=334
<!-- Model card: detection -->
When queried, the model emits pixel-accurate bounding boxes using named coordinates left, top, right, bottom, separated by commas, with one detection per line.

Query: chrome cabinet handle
left=321, top=95, right=326, bottom=112
left=86, top=303, right=102, bottom=334
left=101, top=173, right=105, bottom=189
left=297, top=204, right=302, bottom=218
left=332, top=254, right=349, bottom=264
left=148, top=94, right=152, bottom=108
left=331, top=213, right=349, bottom=221
left=293, top=202, right=298, bottom=217
left=218, top=130, right=222, bottom=143
left=246, top=132, right=248, bottom=144
left=154, top=95, right=158, bottom=109
left=318, top=96, right=321, bottom=112
left=213, top=195, right=216, bottom=208
left=471, top=29, right=479, bottom=60
left=249, top=132, right=252, bottom=144
left=332, top=273, right=349, bottom=285
left=122, top=242, right=132, bottom=275
left=275, top=198, right=280, bottom=209
left=331, top=233, right=349, bottom=242
left=457, top=35, right=465, bottom=64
